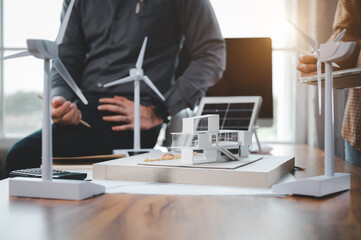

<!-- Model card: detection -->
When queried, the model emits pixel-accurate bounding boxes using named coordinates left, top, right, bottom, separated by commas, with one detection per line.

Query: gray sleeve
left=165, top=0, right=226, bottom=115
left=50, top=0, right=86, bottom=101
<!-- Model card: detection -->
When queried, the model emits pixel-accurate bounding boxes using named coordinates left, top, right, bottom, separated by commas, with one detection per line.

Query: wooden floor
left=1, top=144, right=361, bottom=240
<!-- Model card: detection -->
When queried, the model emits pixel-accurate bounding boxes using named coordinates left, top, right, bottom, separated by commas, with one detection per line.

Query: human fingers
left=98, top=97, right=124, bottom=106
left=297, top=63, right=317, bottom=76
left=98, top=104, right=127, bottom=114
left=102, top=115, right=132, bottom=123
left=58, top=103, right=81, bottom=125
left=114, top=95, right=129, bottom=101
left=112, top=123, right=133, bottom=131
left=52, top=101, right=72, bottom=119
left=299, top=54, right=317, bottom=64
left=52, top=96, right=67, bottom=108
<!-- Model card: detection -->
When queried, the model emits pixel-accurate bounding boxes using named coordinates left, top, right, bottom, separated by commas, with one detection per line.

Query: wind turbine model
left=2, top=0, right=104, bottom=200
left=288, top=19, right=346, bottom=114
left=103, top=37, right=165, bottom=156
left=273, top=39, right=356, bottom=196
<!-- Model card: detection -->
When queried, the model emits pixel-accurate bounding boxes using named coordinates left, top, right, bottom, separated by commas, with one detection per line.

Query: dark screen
left=206, top=38, right=273, bottom=119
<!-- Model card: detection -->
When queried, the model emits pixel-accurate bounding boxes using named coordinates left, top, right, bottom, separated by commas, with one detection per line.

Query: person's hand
left=51, top=96, right=82, bottom=126
left=98, top=96, right=163, bottom=131
left=297, top=54, right=318, bottom=77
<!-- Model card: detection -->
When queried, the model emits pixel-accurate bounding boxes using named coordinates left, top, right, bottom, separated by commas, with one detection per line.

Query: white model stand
left=104, top=37, right=165, bottom=157
left=2, top=0, right=105, bottom=200
left=9, top=177, right=105, bottom=201
left=171, top=115, right=252, bottom=165
left=273, top=40, right=355, bottom=197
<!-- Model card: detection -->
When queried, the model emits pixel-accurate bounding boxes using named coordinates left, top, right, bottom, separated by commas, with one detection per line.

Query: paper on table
left=91, top=173, right=295, bottom=197
left=138, top=155, right=263, bottom=169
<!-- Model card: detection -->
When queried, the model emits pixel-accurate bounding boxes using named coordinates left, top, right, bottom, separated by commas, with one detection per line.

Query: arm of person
left=163, top=0, right=226, bottom=115
left=49, top=0, right=87, bottom=126
left=51, top=0, right=86, bottom=104
left=328, top=0, right=361, bottom=69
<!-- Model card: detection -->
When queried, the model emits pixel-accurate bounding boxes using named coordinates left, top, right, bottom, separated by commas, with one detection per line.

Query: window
left=210, top=0, right=297, bottom=142
left=0, top=0, right=63, bottom=138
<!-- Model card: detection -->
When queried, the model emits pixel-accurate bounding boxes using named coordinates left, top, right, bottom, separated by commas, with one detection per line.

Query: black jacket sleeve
left=164, top=0, right=226, bottom=114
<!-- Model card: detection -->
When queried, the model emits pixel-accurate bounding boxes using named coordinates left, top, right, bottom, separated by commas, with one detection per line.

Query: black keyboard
left=9, top=168, right=87, bottom=180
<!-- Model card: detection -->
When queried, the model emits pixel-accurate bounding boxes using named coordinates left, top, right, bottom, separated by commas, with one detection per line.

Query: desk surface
left=1, top=144, right=361, bottom=240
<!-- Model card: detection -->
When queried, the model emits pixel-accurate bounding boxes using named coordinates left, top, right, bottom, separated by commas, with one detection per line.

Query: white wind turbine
left=273, top=36, right=356, bottom=196
left=2, top=0, right=104, bottom=200
left=288, top=19, right=346, bottom=114
left=103, top=37, right=165, bottom=155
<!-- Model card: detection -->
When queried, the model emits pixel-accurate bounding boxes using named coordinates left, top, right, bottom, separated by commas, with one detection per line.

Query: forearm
left=51, top=68, right=76, bottom=101
left=51, top=0, right=85, bottom=101
left=329, top=0, right=361, bottom=68
left=164, top=0, right=226, bottom=115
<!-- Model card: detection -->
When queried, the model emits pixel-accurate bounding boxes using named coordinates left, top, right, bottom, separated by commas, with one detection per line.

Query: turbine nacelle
left=104, top=37, right=165, bottom=101
left=27, top=39, right=58, bottom=60
left=319, top=42, right=356, bottom=62
left=288, top=19, right=346, bottom=115
left=130, top=68, right=144, bottom=81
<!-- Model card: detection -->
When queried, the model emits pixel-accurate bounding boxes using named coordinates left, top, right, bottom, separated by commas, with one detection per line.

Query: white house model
left=171, top=115, right=252, bottom=165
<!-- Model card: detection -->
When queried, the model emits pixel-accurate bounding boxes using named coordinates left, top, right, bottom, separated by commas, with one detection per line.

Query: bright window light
left=2, top=0, right=63, bottom=137
left=210, top=0, right=296, bottom=142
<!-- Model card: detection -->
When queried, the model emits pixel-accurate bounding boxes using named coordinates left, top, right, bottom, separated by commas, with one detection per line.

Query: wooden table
left=1, top=144, right=361, bottom=240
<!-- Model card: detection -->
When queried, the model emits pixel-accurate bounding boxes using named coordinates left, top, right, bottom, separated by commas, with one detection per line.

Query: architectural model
left=93, top=114, right=295, bottom=187
left=171, top=115, right=252, bottom=165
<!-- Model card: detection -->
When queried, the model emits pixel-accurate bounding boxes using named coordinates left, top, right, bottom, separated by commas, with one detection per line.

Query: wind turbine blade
left=331, top=29, right=346, bottom=43
left=143, top=76, right=165, bottom=101
left=103, top=75, right=136, bottom=88
left=55, top=0, right=76, bottom=45
left=1, top=50, right=31, bottom=60
left=332, top=62, right=340, bottom=68
left=317, top=59, right=322, bottom=115
left=136, top=37, right=148, bottom=69
left=288, top=19, right=319, bottom=51
left=53, top=58, right=88, bottom=105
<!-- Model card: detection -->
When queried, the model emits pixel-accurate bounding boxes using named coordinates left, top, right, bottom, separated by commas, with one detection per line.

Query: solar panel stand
left=252, top=125, right=262, bottom=153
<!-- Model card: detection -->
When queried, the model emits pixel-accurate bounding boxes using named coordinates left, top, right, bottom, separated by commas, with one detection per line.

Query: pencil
left=38, top=95, right=91, bottom=128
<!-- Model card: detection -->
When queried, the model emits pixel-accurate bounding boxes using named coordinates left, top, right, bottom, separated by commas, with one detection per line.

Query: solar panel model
left=196, top=96, right=262, bottom=131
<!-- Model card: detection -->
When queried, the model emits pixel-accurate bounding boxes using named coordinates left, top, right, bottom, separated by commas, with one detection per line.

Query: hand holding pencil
left=39, top=95, right=91, bottom=128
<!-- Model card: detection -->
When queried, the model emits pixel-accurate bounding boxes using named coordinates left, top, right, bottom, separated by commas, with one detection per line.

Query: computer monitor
left=206, top=38, right=273, bottom=127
